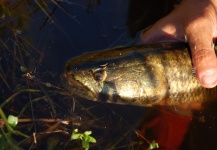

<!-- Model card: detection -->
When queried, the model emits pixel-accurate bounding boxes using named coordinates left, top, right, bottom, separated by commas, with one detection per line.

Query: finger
left=186, top=27, right=217, bottom=88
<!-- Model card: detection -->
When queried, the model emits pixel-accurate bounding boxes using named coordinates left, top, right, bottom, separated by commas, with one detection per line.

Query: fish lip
left=60, top=72, right=98, bottom=101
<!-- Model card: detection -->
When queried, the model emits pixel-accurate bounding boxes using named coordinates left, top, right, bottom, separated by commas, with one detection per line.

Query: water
left=0, top=1, right=217, bottom=149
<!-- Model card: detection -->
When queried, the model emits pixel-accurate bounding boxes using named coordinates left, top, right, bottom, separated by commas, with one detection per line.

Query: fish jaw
left=60, top=72, right=98, bottom=101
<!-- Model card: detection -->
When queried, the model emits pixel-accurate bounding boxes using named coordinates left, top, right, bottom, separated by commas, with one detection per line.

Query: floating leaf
left=7, top=115, right=18, bottom=127
left=147, top=140, right=159, bottom=150
left=20, top=66, right=27, bottom=72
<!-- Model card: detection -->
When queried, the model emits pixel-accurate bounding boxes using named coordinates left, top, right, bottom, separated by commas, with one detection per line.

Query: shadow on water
left=1, top=0, right=217, bottom=149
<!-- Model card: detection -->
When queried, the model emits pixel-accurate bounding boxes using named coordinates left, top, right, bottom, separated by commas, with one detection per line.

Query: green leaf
left=84, top=131, right=92, bottom=136
left=45, top=83, right=52, bottom=87
left=147, top=140, right=159, bottom=150
left=138, top=140, right=144, bottom=145
left=73, top=128, right=78, bottom=133
left=71, top=133, right=82, bottom=140
left=70, top=129, right=96, bottom=150
left=20, top=66, right=27, bottom=72
left=89, top=136, right=96, bottom=143
left=7, top=115, right=18, bottom=127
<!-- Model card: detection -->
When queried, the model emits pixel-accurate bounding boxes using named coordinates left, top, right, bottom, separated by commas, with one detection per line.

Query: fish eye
left=94, top=74, right=103, bottom=81
left=93, top=68, right=107, bottom=82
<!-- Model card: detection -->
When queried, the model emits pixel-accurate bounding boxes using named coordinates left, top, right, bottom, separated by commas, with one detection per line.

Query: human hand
left=139, top=0, right=217, bottom=88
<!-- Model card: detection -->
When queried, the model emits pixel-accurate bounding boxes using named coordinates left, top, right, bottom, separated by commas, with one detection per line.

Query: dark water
left=1, top=0, right=217, bottom=149
left=31, top=0, right=133, bottom=73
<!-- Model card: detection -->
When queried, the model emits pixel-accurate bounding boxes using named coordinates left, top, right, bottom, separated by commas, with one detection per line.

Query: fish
left=60, top=43, right=217, bottom=107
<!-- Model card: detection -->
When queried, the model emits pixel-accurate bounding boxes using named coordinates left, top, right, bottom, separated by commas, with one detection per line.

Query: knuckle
left=186, top=17, right=210, bottom=34
left=193, top=49, right=216, bottom=66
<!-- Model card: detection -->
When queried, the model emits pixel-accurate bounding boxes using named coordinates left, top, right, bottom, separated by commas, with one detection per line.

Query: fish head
left=61, top=61, right=105, bottom=102
left=60, top=49, right=115, bottom=102
left=60, top=48, right=156, bottom=105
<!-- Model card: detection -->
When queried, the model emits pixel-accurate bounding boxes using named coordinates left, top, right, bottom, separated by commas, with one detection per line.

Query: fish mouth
left=60, top=72, right=98, bottom=101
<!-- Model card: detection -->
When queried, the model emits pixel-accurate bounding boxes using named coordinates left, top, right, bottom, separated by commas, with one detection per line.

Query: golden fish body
left=61, top=43, right=217, bottom=107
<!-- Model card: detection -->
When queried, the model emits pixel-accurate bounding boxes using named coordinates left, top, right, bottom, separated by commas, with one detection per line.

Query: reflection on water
left=1, top=0, right=217, bottom=149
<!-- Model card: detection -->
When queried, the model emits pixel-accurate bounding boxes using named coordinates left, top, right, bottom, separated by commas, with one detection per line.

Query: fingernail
left=200, top=70, right=217, bottom=87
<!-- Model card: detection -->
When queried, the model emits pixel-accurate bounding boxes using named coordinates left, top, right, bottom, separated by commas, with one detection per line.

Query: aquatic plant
left=0, top=0, right=160, bottom=149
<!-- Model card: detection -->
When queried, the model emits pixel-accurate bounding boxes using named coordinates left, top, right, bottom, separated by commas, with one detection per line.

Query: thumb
left=186, top=28, right=217, bottom=88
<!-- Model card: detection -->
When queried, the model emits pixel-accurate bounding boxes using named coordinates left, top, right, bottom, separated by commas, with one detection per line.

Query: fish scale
left=61, top=43, right=217, bottom=107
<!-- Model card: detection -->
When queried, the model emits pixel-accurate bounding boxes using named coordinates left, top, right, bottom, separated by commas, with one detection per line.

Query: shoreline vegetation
left=0, top=1, right=151, bottom=149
